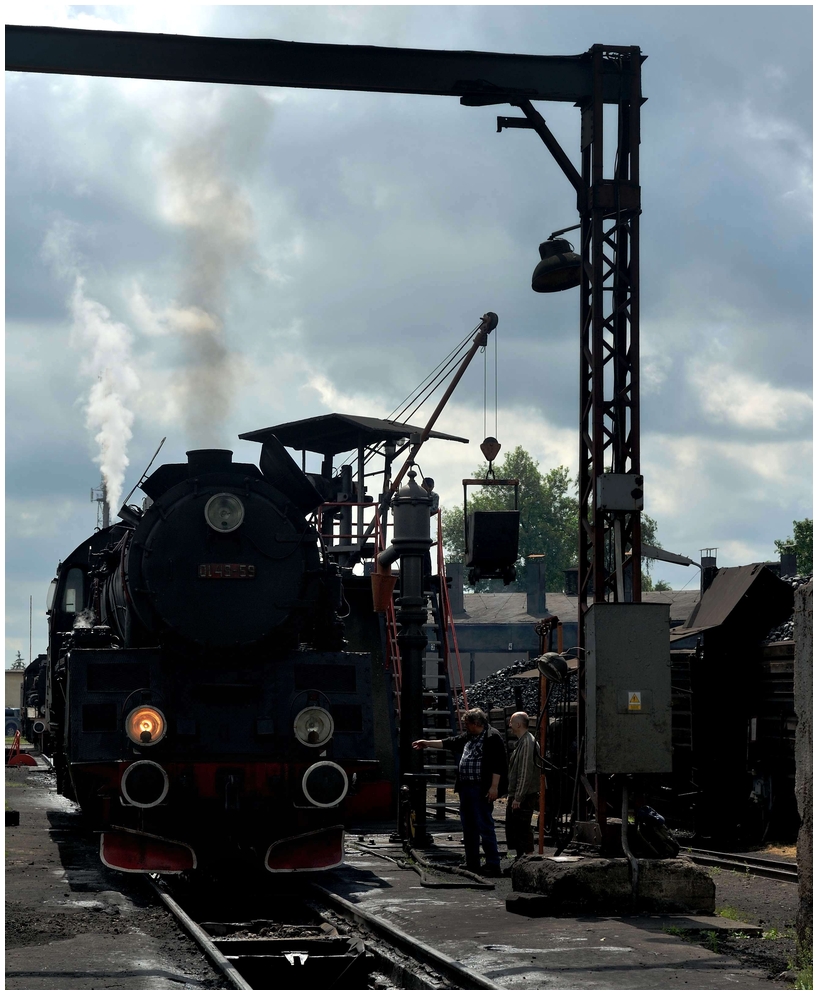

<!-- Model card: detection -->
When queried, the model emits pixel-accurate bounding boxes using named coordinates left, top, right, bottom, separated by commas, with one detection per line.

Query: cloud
left=8, top=495, right=86, bottom=542
left=717, top=99, right=813, bottom=217
left=643, top=431, right=812, bottom=557
left=4, top=5, right=813, bottom=670
left=689, top=359, right=812, bottom=434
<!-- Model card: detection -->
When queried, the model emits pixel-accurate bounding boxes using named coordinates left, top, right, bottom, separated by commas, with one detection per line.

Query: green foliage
left=763, top=927, right=782, bottom=940
left=441, top=445, right=662, bottom=593
left=11, top=651, right=25, bottom=671
left=705, top=930, right=720, bottom=953
left=774, top=518, right=813, bottom=574
left=717, top=905, right=744, bottom=921
left=795, top=964, right=813, bottom=989
left=440, top=446, right=577, bottom=591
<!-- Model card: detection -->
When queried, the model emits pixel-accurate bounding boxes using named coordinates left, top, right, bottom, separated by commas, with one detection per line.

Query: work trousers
left=505, top=791, right=539, bottom=855
left=458, top=782, right=501, bottom=870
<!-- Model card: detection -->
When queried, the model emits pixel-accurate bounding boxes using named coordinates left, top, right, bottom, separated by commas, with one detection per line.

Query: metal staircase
left=381, top=512, right=469, bottom=821
left=421, top=515, right=470, bottom=819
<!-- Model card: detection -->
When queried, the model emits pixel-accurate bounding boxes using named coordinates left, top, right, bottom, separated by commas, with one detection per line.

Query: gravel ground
left=492, top=793, right=803, bottom=987
left=5, top=765, right=224, bottom=990
left=698, top=847, right=801, bottom=986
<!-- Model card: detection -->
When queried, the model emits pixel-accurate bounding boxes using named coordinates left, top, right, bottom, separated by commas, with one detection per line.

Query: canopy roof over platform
left=240, top=412, right=468, bottom=456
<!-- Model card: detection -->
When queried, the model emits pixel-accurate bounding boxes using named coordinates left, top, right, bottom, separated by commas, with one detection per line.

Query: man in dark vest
left=413, top=707, right=507, bottom=876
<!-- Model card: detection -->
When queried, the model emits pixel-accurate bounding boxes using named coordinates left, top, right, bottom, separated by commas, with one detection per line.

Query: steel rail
left=309, top=882, right=502, bottom=990
left=147, top=877, right=251, bottom=990
left=682, top=847, right=798, bottom=883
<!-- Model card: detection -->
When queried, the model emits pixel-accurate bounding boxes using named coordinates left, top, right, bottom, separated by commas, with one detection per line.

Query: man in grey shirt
left=506, top=711, right=539, bottom=860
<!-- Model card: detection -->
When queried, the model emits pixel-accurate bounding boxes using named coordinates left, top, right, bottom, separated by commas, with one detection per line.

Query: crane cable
left=332, top=324, right=480, bottom=474
left=482, top=323, right=499, bottom=444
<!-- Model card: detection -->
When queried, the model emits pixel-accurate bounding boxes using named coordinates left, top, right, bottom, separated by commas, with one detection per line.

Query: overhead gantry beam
left=6, top=24, right=639, bottom=105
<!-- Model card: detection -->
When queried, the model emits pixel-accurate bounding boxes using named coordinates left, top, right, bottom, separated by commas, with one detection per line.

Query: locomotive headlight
left=126, top=706, right=167, bottom=746
left=294, top=706, right=334, bottom=747
left=204, top=493, right=245, bottom=533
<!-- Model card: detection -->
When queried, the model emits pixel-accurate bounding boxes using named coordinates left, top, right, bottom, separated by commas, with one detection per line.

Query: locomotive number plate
left=198, top=563, right=256, bottom=579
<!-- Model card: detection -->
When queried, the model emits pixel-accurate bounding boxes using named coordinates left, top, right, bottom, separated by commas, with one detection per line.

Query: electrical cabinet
left=595, top=472, right=644, bottom=511
left=585, top=602, right=672, bottom=774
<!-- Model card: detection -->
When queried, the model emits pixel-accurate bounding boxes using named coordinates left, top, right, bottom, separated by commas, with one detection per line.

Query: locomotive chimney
left=186, top=449, right=233, bottom=473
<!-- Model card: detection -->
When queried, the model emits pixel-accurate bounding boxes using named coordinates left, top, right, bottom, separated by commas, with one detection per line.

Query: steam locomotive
left=41, top=443, right=394, bottom=874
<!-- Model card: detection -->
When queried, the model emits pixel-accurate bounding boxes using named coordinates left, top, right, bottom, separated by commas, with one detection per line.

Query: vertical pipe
left=577, top=106, right=593, bottom=828
left=102, top=480, right=110, bottom=529
left=538, top=670, right=546, bottom=854
left=357, top=442, right=365, bottom=550
left=338, top=465, right=353, bottom=566
left=628, top=47, right=642, bottom=603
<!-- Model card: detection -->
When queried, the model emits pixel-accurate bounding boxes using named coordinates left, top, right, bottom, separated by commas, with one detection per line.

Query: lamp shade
left=536, top=652, right=569, bottom=681
left=531, top=238, right=581, bottom=293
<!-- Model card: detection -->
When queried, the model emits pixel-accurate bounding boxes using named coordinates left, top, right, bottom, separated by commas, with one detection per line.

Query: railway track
left=148, top=873, right=500, bottom=990
left=681, top=847, right=798, bottom=883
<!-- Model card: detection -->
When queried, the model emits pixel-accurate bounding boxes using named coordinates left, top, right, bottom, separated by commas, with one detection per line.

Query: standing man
left=506, top=711, right=539, bottom=861
left=421, top=477, right=440, bottom=516
left=413, top=707, right=507, bottom=876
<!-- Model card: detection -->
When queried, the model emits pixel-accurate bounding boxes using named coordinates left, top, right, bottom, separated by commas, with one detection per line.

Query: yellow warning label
left=627, top=691, right=642, bottom=712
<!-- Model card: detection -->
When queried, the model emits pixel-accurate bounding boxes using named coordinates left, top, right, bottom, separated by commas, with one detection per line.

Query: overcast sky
left=5, top=5, right=813, bottom=668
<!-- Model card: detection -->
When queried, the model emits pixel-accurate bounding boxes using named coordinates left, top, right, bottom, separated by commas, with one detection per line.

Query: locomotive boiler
left=44, top=444, right=392, bottom=874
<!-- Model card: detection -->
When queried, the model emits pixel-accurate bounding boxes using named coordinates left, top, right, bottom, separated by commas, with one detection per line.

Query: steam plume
left=43, top=219, right=139, bottom=518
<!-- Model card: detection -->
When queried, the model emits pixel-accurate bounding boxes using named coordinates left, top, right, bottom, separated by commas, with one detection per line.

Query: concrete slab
left=323, top=842, right=788, bottom=989
left=5, top=930, right=207, bottom=990
left=509, top=854, right=716, bottom=915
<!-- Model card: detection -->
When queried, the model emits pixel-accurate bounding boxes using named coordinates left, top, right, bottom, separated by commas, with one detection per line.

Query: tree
left=11, top=651, right=25, bottom=671
left=441, top=446, right=576, bottom=592
left=441, top=445, right=662, bottom=593
left=774, top=518, right=812, bottom=575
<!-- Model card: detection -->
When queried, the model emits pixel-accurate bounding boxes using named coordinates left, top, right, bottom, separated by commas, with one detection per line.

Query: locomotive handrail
left=315, top=500, right=397, bottom=561
left=435, top=512, right=468, bottom=726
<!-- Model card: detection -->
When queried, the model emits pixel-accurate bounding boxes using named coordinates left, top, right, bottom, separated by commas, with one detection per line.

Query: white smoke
left=39, top=92, right=270, bottom=503
left=42, top=219, right=139, bottom=518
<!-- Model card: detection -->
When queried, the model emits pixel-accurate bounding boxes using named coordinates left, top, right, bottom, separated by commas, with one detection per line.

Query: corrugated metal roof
left=670, top=563, right=794, bottom=640
left=459, top=589, right=699, bottom=625
left=460, top=592, right=542, bottom=624
left=239, top=412, right=468, bottom=453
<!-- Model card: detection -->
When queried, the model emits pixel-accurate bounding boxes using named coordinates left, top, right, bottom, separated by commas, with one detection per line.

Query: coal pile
left=764, top=574, right=812, bottom=642
left=456, top=659, right=577, bottom=716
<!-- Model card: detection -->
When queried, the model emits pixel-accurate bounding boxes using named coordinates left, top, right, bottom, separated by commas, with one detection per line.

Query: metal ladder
left=420, top=515, right=470, bottom=820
